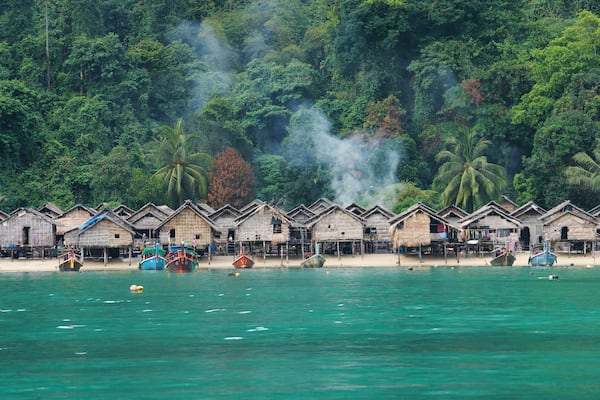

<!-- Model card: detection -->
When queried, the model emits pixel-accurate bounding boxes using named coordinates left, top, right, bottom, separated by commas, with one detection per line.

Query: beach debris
left=228, top=272, right=241, bottom=277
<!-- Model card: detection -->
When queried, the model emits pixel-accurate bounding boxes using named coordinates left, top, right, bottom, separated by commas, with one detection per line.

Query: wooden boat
left=528, top=240, right=557, bottom=267
left=138, top=242, right=167, bottom=271
left=233, top=246, right=254, bottom=269
left=58, top=248, right=83, bottom=272
left=301, top=253, right=326, bottom=268
left=300, top=244, right=326, bottom=268
left=490, top=248, right=516, bottom=266
left=165, top=244, right=198, bottom=272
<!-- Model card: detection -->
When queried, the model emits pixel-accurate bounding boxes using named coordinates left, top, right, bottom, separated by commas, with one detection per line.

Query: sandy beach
left=1, top=251, right=598, bottom=272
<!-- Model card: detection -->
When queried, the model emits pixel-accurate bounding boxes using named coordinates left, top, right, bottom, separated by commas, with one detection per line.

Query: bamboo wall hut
left=0, top=208, right=56, bottom=257
left=438, top=205, right=469, bottom=231
left=113, top=204, right=135, bottom=218
left=127, top=203, right=173, bottom=243
left=389, top=203, right=456, bottom=257
left=539, top=201, right=598, bottom=254
left=54, top=204, right=97, bottom=243
left=306, top=205, right=365, bottom=256
left=285, top=205, right=316, bottom=256
left=37, top=202, right=63, bottom=219
left=361, top=205, right=395, bottom=253
left=67, top=212, right=135, bottom=263
left=308, top=198, right=336, bottom=214
left=235, top=204, right=292, bottom=256
left=457, top=201, right=522, bottom=248
left=510, top=201, right=546, bottom=250
left=156, top=200, right=217, bottom=250
left=207, top=204, right=240, bottom=255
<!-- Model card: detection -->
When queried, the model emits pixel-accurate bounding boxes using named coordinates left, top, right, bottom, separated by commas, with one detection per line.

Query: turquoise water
left=2, top=267, right=600, bottom=399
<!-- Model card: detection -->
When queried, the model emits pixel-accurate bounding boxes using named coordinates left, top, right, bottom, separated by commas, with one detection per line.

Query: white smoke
left=288, top=107, right=403, bottom=208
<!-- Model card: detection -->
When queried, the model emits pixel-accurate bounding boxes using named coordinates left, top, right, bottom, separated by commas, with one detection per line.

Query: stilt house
left=0, top=208, right=56, bottom=257
left=156, top=200, right=217, bottom=251
left=305, top=205, right=365, bottom=256
left=510, top=201, right=546, bottom=250
left=234, top=203, right=292, bottom=257
left=361, top=205, right=395, bottom=253
left=539, top=200, right=598, bottom=254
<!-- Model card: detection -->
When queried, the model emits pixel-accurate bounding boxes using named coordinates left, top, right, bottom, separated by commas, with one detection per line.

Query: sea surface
left=1, top=266, right=600, bottom=399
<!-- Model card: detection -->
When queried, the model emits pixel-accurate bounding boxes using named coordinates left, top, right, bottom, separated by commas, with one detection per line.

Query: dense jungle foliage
left=0, top=0, right=598, bottom=213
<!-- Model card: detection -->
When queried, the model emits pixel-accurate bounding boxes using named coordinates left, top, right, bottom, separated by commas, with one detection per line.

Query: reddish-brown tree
left=208, top=147, right=256, bottom=209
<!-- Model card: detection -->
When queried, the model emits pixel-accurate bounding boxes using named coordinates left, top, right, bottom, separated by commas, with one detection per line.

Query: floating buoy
left=548, top=275, right=559, bottom=280
left=228, top=272, right=240, bottom=277
left=130, top=284, right=144, bottom=292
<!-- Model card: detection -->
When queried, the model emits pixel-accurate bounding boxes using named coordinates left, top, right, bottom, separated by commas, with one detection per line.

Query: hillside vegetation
left=0, top=1, right=598, bottom=213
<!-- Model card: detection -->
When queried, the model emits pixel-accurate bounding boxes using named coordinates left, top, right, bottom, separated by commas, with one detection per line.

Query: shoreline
left=1, top=252, right=598, bottom=272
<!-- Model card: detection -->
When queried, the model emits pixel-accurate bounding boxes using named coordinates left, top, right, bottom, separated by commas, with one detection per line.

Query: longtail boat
left=166, top=244, right=198, bottom=272
left=528, top=240, right=557, bottom=267
left=138, top=242, right=167, bottom=271
left=233, top=246, right=254, bottom=269
left=489, top=243, right=516, bottom=266
left=301, top=244, right=326, bottom=268
left=58, top=248, right=83, bottom=272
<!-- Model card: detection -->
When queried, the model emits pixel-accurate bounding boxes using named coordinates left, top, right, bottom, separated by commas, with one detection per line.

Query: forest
left=0, top=0, right=598, bottom=214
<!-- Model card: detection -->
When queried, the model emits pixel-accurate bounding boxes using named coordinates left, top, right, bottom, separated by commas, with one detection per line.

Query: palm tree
left=565, top=148, right=600, bottom=192
left=151, top=119, right=211, bottom=207
left=433, top=128, right=507, bottom=212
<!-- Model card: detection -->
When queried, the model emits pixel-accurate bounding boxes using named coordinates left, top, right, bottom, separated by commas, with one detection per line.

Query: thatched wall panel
left=0, top=212, right=55, bottom=247
left=312, top=211, right=363, bottom=241
left=392, top=213, right=431, bottom=247
left=545, top=214, right=597, bottom=241
left=79, top=220, right=133, bottom=248
left=237, top=210, right=290, bottom=242
left=55, top=209, right=94, bottom=235
left=363, top=214, right=392, bottom=241
left=159, top=208, right=213, bottom=246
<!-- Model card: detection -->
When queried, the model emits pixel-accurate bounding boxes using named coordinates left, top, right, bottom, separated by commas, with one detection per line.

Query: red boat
left=232, top=246, right=254, bottom=269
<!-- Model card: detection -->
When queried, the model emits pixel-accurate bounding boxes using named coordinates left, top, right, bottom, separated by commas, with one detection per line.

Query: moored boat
left=300, top=244, right=326, bottom=268
left=138, top=242, right=167, bottom=271
left=58, top=248, right=83, bottom=272
left=528, top=240, right=557, bottom=267
left=300, top=253, right=326, bottom=268
left=233, top=246, right=254, bottom=269
left=165, top=244, right=198, bottom=272
left=489, top=245, right=516, bottom=266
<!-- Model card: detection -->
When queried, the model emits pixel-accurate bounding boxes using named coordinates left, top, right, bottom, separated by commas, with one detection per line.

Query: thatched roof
left=113, top=204, right=135, bottom=218
left=286, top=204, right=316, bottom=227
left=54, top=204, right=97, bottom=235
left=510, top=201, right=546, bottom=219
left=308, top=198, right=336, bottom=214
left=346, top=202, right=367, bottom=216
left=127, top=203, right=173, bottom=230
left=37, top=202, right=63, bottom=218
left=458, top=201, right=522, bottom=229
left=156, top=200, right=218, bottom=231
left=389, top=203, right=454, bottom=247
left=361, top=205, right=395, bottom=220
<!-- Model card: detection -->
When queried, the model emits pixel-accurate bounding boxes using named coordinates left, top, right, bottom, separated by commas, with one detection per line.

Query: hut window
left=195, top=234, right=200, bottom=240
left=255, top=234, right=261, bottom=240
left=273, top=224, right=282, bottom=234
left=561, top=227, right=569, bottom=240
left=114, top=233, right=120, bottom=239
left=170, top=229, right=176, bottom=238
left=22, top=227, right=30, bottom=245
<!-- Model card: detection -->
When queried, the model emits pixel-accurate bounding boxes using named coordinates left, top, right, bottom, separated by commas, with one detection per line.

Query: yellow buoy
left=130, top=284, right=144, bottom=292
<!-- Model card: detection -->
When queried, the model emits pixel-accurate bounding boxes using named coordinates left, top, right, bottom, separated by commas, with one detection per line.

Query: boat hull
left=300, top=254, right=326, bottom=268
left=490, top=252, right=516, bottom=266
left=233, top=255, right=254, bottom=269
left=166, top=257, right=197, bottom=272
left=529, top=252, right=557, bottom=267
left=139, top=256, right=167, bottom=271
left=58, top=258, right=83, bottom=272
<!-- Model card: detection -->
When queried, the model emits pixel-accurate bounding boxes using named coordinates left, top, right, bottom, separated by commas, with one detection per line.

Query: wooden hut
left=457, top=201, right=522, bottom=251
left=37, top=202, right=63, bottom=219
left=113, top=204, right=135, bottom=218
left=539, top=200, right=598, bottom=254
left=308, top=198, right=336, bottom=214
left=438, top=205, right=469, bottom=228
left=65, top=211, right=135, bottom=264
left=156, top=200, right=217, bottom=253
left=0, top=208, right=56, bottom=258
left=286, top=205, right=316, bottom=257
left=361, top=205, right=395, bottom=253
left=54, top=204, right=97, bottom=245
left=510, top=201, right=546, bottom=250
left=234, top=203, right=292, bottom=258
left=499, top=195, right=519, bottom=213
left=305, top=205, right=365, bottom=257
left=346, top=202, right=367, bottom=216
left=389, top=203, right=456, bottom=258
left=127, top=203, right=173, bottom=245
left=208, top=204, right=241, bottom=255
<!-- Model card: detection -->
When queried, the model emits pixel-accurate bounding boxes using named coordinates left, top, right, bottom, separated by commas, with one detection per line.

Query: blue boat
left=528, top=240, right=557, bottom=267
left=138, top=242, right=167, bottom=271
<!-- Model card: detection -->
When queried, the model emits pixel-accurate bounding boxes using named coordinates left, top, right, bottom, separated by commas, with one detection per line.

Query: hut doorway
left=519, top=227, right=531, bottom=250
left=22, top=226, right=30, bottom=245
left=561, top=227, right=569, bottom=240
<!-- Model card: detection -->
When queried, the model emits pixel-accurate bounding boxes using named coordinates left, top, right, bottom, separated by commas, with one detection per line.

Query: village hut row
left=0, top=196, right=599, bottom=261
